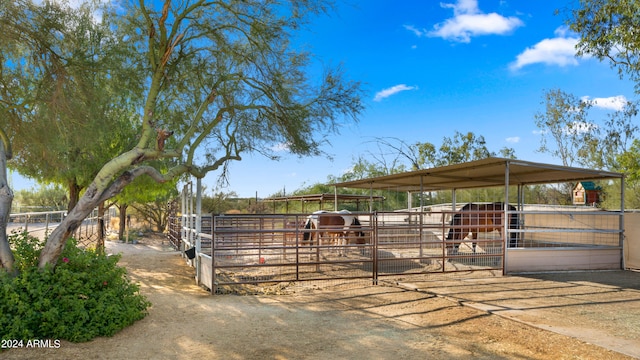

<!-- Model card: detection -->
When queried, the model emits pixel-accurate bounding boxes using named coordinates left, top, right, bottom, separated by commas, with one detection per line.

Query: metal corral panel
left=624, top=212, right=640, bottom=270
left=200, top=255, right=213, bottom=290
left=177, top=206, right=627, bottom=294
left=506, top=248, right=622, bottom=272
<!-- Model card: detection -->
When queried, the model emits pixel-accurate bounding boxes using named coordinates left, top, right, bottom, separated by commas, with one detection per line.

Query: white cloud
left=581, top=95, right=628, bottom=111
left=505, top=136, right=520, bottom=143
left=374, top=84, right=418, bottom=102
left=511, top=27, right=580, bottom=70
left=564, top=121, right=597, bottom=135
left=427, top=0, right=523, bottom=43
left=271, top=142, right=290, bottom=152
left=403, top=25, right=426, bottom=37
left=442, top=0, right=480, bottom=15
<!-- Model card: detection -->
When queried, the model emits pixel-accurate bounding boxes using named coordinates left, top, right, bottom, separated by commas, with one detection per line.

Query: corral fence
left=201, top=211, right=503, bottom=295
left=8, top=208, right=112, bottom=249
left=168, top=204, right=623, bottom=295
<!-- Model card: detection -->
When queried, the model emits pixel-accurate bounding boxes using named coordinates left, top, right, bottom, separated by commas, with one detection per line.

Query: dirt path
left=4, top=234, right=637, bottom=359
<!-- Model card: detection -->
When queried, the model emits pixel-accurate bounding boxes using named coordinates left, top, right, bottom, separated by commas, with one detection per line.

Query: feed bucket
left=185, top=247, right=196, bottom=259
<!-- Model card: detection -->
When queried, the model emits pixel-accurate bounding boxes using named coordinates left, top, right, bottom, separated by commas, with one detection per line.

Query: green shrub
left=0, top=232, right=151, bottom=343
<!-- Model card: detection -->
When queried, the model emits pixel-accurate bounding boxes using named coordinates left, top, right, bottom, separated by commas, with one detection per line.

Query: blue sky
left=11, top=0, right=637, bottom=197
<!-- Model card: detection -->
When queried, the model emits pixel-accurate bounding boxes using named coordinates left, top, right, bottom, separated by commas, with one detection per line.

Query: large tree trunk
left=118, top=203, right=128, bottom=241
left=0, top=185, right=14, bottom=271
left=0, top=130, right=15, bottom=272
left=68, top=181, right=81, bottom=213
left=38, top=169, right=143, bottom=268
left=38, top=164, right=170, bottom=268
left=156, top=208, right=167, bottom=232
left=38, top=185, right=100, bottom=268
left=96, top=201, right=106, bottom=253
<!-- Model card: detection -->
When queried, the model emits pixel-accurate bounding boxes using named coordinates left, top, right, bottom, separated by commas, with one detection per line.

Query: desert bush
left=0, top=232, right=150, bottom=343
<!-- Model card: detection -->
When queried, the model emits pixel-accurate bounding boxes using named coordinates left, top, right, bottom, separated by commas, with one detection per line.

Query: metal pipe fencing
left=203, top=211, right=507, bottom=295
left=8, top=209, right=111, bottom=248
left=167, top=204, right=623, bottom=295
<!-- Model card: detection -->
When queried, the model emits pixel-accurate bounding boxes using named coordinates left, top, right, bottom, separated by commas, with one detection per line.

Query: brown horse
left=302, top=210, right=367, bottom=255
left=446, top=202, right=518, bottom=255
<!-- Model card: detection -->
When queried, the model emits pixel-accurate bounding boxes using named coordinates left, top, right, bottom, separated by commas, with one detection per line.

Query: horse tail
left=446, top=212, right=461, bottom=240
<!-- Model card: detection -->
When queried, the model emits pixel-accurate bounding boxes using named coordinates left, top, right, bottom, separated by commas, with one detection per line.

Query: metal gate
left=202, top=210, right=506, bottom=294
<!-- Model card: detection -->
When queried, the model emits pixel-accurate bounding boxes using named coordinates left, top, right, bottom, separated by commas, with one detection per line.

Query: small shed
left=573, top=181, right=601, bottom=206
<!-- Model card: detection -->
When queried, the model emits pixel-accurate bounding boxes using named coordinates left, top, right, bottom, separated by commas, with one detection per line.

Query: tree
left=2, top=0, right=364, bottom=270
left=371, top=132, right=515, bottom=171
left=202, top=189, right=239, bottom=215
left=1, top=0, right=140, bottom=270
left=534, top=89, right=593, bottom=167
left=567, top=1, right=640, bottom=209
left=435, top=131, right=494, bottom=166
left=534, top=88, right=639, bottom=170
left=336, top=155, right=399, bottom=183
left=616, top=139, right=640, bottom=208
left=2, top=0, right=143, bottom=212
left=363, top=137, right=416, bottom=171
left=588, top=100, right=639, bottom=170
left=13, top=184, right=68, bottom=212
left=569, top=0, right=640, bottom=93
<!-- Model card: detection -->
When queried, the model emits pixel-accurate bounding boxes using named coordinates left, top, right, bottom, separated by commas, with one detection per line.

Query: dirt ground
left=4, top=233, right=639, bottom=360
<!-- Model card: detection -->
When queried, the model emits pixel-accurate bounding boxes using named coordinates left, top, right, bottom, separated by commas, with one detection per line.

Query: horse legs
left=319, top=231, right=340, bottom=256
left=471, top=232, right=478, bottom=253
left=470, top=233, right=479, bottom=263
left=334, top=232, right=347, bottom=257
left=336, top=232, right=345, bottom=257
left=308, top=231, right=316, bottom=261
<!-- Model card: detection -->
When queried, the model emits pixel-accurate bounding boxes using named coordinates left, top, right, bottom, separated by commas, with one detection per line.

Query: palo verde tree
left=1, top=0, right=363, bottom=271
left=2, top=0, right=143, bottom=213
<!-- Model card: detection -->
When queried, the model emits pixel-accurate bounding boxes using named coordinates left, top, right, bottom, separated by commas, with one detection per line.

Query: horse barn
left=168, top=157, right=637, bottom=295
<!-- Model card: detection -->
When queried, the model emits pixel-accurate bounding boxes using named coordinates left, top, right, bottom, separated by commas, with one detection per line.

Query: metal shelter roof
left=261, top=193, right=384, bottom=212
left=331, top=157, right=624, bottom=192
left=261, top=193, right=384, bottom=203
